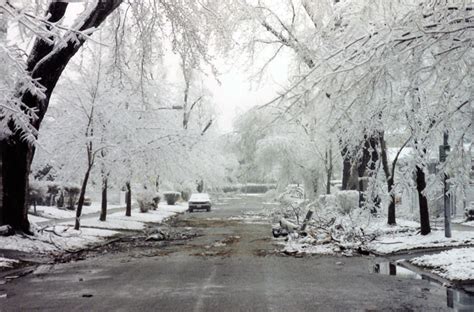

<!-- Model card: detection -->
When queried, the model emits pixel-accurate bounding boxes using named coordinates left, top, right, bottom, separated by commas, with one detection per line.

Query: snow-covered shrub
left=46, top=182, right=60, bottom=206
left=181, top=191, right=190, bottom=201
left=179, top=182, right=194, bottom=201
left=335, top=191, right=359, bottom=215
left=28, top=180, right=48, bottom=210
left=152, top=194, right=161, bottom=207
left=264, top=189, right=278, bottom=201
left=318, top=194, right=337, bottom=211
left=63, top=183, right=80, bottom=210
left=196, top=180, right=204, bottom=193
left=137, top=190, right=158, bottom=212
left=275, top=185, right=307, bottom=224
left=163, top=191, right=180, bottom=205
left=279, top=184, right=304, bottom=200
left=242, top=183, right=276, bottom=194
left=222, top=185, right=240, bottom=193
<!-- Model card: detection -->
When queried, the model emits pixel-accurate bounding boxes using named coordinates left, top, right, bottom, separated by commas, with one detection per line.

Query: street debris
left=0, top=225, right=14, bottom=237
left=269, top=188, right=424, bottom=257
left=0, top=257, right=20, bottom=269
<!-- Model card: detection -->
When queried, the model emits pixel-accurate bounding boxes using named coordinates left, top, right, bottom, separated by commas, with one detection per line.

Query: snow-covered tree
left=0, top=0, right=235, bottom=232
left=232, top=0, right=472, bottom=233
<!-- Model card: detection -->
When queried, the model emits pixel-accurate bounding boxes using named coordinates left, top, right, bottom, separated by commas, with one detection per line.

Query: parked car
left=188, top=193, right=211, bottom=212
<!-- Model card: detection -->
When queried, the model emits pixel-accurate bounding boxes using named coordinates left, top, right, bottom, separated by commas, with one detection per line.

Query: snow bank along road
left=2, top=195, right=450, bottom=311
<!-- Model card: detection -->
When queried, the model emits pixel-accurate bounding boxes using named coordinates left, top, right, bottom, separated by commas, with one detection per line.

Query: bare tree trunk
left=356, top=135, right=379, bottom=208
left=0, top=153, right=3, bottom=227
left=75, top=164, right=93, bottom=230
left=341, top=145, right=359, bottom=191
left=347, top=162, right=359, bottom=190
left=380, top=135, right=396, bottom=225
left=125, top=182, right=132, bottom=217
left=326, top=145, right=333, bottom=194
left=416, top=166, right=431, bottom=235
left=341, top=147, right=352, bottom=190
left=0, top=1, right=122, bottom=232
left=100, top=176, right=108, bottom=221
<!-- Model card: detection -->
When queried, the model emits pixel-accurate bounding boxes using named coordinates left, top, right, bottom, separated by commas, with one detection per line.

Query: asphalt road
left=1, top=195, right=450, bottom=311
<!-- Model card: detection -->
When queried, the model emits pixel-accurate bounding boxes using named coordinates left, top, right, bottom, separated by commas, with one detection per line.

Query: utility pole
left=439, top=131, right=451, bottom=238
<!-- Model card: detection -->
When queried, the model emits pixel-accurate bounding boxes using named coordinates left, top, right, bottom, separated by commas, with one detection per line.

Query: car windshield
left=189, top=193, right=210, bottom=202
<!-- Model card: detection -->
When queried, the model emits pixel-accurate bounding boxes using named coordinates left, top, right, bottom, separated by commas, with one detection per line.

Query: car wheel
left=189, top=209, right=193, bottom=213
left=207, top=207, right=210, bottom=212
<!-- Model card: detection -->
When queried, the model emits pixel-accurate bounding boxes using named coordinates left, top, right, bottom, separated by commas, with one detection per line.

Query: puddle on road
left=373, top=262, right=422, bottom=279
left=373, top=262, right=474, bottom=311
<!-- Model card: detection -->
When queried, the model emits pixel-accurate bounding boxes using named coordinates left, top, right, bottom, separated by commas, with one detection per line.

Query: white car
left=188, top=193, right=211, bottom=212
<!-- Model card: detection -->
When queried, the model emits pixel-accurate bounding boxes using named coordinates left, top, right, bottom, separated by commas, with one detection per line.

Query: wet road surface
left=1, top=195, right=451, bottom=311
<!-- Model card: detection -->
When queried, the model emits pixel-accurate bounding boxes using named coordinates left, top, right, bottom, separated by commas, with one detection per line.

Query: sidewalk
left=0, top=202, right=189, bottom=270
left=35, top=206, right=127, bottom=227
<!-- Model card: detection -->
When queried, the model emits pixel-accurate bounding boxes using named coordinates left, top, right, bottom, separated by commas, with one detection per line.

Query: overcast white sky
left=60, top=2, right=291, bottom=134
left=210, top=62, right=290, bottom=133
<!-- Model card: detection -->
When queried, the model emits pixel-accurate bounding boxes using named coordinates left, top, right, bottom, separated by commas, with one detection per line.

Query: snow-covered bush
left=275, top=185, right=307, bottom=224
left=179, top=182, right=194, bottom=201
left=152, top=194, right=161, bottom=207
left=279, top=184, right=304, bottom=200
left=181, top=191, right=191, bottom=201
left=163, top=191, right=181, bottom=205
left=242, top=183, right=276, bottom=194
left=264, top=189, right=278, bottom=201
left=318, top=194, right=337, bottom=212
left=28, top=181, right=48, bottom=210
left=62, top=183, right=80, bottom=210
left=28, top=180, right=62, bottom=207
left=46, top=182, right=60, bottom=207
left=335, top=191, right=359, bottom=215
left=137, top=190, right=159, bottom=213
left=222, top=185, right=240, bottom=193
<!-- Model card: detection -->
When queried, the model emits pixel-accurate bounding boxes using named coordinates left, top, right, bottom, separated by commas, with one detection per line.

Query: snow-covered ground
left=28, top=214, right=50, bottom=223
left=0, top=203, right=188, bottom=254
left=60, top=204, right=188, bottom=230
left=240, top=193, right=265, bottom=197
left=0, top=226, right=119, bottom=253
left=29, top=203, right=123, bottom=220
left=451, top=217, right=474, bottom=227
left=367, top=230, right=474, bottom=255
left=410, top=247, right=474, bottom=281
left=281, top=238, right=337, bottom=255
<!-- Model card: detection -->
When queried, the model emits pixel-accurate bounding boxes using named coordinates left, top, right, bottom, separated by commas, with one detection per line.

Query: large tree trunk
left=0, top=139, right=33, bottom=233
left=416, top=166, right=431, bottom=235
left=0, top=1, right=122, bottom=232
left=125, top=182, right=132, bottom=217
left=100, top=177, right=108, bottom=222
